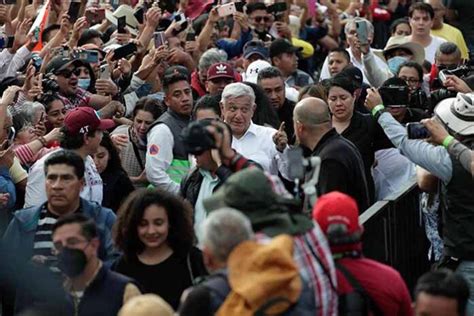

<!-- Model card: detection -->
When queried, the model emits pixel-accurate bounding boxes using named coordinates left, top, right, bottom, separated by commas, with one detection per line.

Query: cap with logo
left=243, top=40, right=269, bottom=60
left=64, top=107, right=116, bottom=136
left=207, top=63, right=235, bottom=81
left=245, top=60, right=272, bottom=84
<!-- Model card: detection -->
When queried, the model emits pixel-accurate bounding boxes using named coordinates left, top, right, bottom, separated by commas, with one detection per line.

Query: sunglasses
left=57, top=68, right=81, bottom=78
left=254, top=16, right=270, bottom=23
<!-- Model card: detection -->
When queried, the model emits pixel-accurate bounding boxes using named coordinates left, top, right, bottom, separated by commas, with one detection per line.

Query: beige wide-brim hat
left=374, top=36, right=425, bottom=65
left=105, top=5, right=139, bottom=36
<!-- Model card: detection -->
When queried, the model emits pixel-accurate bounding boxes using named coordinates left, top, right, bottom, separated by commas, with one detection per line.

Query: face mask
left=77, top=78, right=91, bottom=90
left=388, top=56, right=409, bottom=74
left=57, top=247, right=88, bottom=278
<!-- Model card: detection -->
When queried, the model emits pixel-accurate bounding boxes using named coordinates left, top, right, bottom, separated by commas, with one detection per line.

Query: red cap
left=207, top=63, right=235, bottom=81
left=312, top=191, right=362, bottom=237
left=64, top=107, right=115, bottom=135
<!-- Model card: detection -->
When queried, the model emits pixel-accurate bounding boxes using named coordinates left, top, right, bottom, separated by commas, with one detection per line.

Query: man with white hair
left=179, top=207, right=254, bottom=315
left=319, top=18, right=389, bottom=85
left=220, top=83, right=290, bottom=176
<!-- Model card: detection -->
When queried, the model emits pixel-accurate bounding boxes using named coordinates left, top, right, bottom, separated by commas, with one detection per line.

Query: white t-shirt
left=24, top=149, right=103, bottom=208
left=424, top=36, right=447, bottom=64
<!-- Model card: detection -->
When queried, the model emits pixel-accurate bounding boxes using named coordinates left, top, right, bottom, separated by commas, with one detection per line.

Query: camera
left=409, top=89, right=430, bottom=112
left=42, top=76, right=59, bottom=93
left=430, top=88, right=457, bottom=107
left=182, top=119, right=218, bottom=155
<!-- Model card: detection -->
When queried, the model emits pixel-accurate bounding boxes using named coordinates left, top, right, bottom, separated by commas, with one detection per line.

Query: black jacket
left=180, top=166, right=233, bottom=208
left=305, top=128, right=370, bottom=212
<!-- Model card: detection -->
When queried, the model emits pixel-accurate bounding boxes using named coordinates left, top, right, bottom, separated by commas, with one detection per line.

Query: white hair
left=200, top=207, right=254, bottom=262
left=221, top=82, right=256, bottom=105
left=344, top=17, right=374, bottom=36
left=21, top=101, right=45, bottom=122
left=198, top=48, right=228, bottom=71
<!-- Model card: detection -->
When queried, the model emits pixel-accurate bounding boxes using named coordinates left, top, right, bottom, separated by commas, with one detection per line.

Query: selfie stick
left=302, top=156, right=321, bottom=214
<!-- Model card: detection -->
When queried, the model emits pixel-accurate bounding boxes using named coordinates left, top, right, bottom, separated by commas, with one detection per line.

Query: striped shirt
left=256, top=224, right=338, bottom=316
left=32, top=205, right=60, bottom=272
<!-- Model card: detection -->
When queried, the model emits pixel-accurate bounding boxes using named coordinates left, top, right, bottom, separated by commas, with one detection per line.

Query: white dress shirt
left=231, top=122, right=289, bottom=177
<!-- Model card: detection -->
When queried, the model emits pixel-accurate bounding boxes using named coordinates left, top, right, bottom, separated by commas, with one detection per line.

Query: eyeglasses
left=399, top=76, right=420, bottom=84
left=254, top=16, right=270, bottom=23
left=57, top=68, right=81, bottom=78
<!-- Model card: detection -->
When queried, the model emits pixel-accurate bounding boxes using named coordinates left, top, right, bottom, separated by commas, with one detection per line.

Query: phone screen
left=407, top=123, right=431, bottom=139
left=134, top=7, right=145, bottom=24
left=67, top=1, right=81, bottom=23
left=117, top=16, right=127, bottom=33
left=379, top=86, right=409, bottom=107
left=154, top=32, right=165, bottom=48
left=112, top=43, right=137, bottom=60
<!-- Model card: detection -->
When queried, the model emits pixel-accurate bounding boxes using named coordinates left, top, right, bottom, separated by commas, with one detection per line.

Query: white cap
left=245, top=60, right=272, bottom=84
left=434, top=93, right=474, bottom=136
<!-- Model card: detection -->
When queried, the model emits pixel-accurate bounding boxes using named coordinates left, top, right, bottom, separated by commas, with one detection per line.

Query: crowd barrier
left=360, top=180, right=431, bottom=294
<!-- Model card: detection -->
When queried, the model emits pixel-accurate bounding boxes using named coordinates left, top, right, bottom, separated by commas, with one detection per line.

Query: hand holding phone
left=407, top=122, right=431, bottom=139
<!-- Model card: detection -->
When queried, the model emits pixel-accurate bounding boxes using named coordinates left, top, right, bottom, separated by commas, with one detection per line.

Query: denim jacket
left=2, top=198, right=118, bottom=263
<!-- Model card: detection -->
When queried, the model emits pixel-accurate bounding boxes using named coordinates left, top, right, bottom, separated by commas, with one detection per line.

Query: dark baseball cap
left=243, top=40, right=269, bottom=59
left=163, top=65, right=190, bottom=80
left=336, top=66, right=363, bottom=89
left=46, top=56, right=84, bottom=75
left=269, top=39, right=302, bottom=59
left=64, top=107, right=115, bottom=135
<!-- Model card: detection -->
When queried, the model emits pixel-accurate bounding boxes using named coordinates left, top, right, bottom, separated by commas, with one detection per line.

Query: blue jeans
left=456, top=261, right=474, bottom=315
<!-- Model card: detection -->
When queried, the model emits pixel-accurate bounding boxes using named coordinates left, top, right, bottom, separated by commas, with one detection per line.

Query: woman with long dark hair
left=92, top=132, right=134, bottom=212
left=112, top=189, right=207, bottom=310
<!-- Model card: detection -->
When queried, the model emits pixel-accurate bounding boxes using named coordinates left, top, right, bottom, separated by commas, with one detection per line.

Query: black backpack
left=336, top=262, right=383, bottom=316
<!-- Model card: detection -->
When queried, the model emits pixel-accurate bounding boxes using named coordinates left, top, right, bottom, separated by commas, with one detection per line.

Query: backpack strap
left=335, top=262, right=384, bottom=316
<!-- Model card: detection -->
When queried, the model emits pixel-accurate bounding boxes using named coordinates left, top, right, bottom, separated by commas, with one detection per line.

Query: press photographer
left=365, top=89, right=474, bottom=310
left=181, top=118, right=259, bottom=238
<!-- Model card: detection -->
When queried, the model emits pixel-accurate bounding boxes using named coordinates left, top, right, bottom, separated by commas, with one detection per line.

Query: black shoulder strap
left=129, top=128, right=145, bottom=170
left=335, top=262, right=384, bottom=316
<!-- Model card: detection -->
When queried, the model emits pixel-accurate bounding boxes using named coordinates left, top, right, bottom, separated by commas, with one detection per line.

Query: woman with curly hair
left=112, top=189, right=207, bottom=309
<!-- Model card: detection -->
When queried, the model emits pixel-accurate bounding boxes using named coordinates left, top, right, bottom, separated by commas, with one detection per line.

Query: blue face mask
left=388, top=56, right=409, bottom=74
left=77, top=78, right=91, bottom=90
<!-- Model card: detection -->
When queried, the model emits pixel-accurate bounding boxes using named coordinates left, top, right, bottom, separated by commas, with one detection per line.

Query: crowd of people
left=0, top=0, right=473, bottom=315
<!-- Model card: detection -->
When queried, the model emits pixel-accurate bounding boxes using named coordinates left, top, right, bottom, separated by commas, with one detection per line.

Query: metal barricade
left=360, top=180, right=431, bottom=293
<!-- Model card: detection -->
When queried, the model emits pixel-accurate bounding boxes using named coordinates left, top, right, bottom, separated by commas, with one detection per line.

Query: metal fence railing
left=360, top=180, right=431, bottom=293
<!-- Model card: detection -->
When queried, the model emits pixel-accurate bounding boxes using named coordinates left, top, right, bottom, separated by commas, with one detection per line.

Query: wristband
left=442, top=135, right=455, bottom=148
left=38, top=136, right=47, bottom=147
left=371, top=104, right=385, bottom=117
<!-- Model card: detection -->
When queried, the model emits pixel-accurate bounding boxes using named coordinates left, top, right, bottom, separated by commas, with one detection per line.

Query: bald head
left=294, top=97, right=331, bottom=127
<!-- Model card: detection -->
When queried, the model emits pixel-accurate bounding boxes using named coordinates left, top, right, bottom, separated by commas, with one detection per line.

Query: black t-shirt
left=112, top=247, right=207, bottom=309
left=341, top=111, right=391, bottom=204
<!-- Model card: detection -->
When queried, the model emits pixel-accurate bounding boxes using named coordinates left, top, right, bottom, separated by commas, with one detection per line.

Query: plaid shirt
left=256, top=224, right=338, bottom=316
left=59, top=87, right=92, bottom=111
